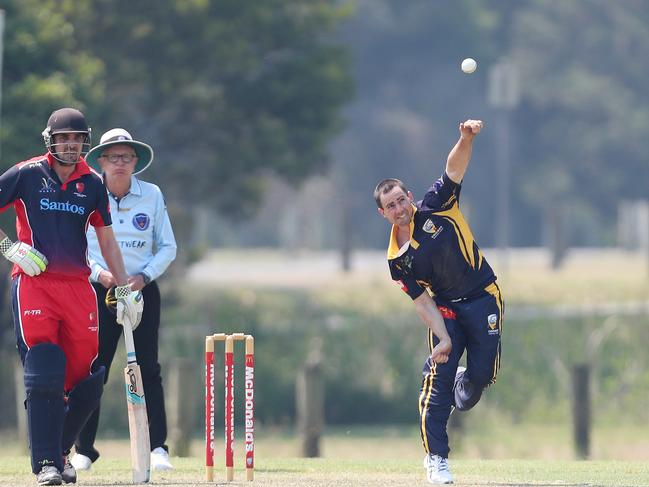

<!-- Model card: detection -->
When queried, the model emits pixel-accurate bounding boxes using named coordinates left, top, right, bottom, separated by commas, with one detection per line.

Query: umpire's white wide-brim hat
left=85, top=128, right=154, bottom=175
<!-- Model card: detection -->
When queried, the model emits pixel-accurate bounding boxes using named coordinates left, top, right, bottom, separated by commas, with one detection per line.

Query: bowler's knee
left=454, top=371, right=494, bottom=412
left=470, top=370, right=497, bottom=390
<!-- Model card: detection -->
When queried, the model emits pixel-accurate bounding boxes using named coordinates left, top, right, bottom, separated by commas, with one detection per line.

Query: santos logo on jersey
left=40, top=198, right=85, bottom=215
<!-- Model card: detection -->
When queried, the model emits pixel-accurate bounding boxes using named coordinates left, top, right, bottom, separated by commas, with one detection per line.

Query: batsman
left=0, top=108, right=142, bottom=486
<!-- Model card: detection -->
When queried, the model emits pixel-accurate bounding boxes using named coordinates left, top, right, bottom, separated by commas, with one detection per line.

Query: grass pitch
left=1, top=428, right=648, bottom=487
left=0, top=455, right=647, bottom=486
left=2, top=249, right=649, bottom=486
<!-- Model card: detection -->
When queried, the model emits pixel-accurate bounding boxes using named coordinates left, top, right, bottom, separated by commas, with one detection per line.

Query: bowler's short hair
left=374, top=178, right=408, bottom=209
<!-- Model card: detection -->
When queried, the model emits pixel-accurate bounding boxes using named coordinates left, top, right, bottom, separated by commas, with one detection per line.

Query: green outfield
left=0, top=454, right=647, bottom=486
left=1, top=425, right=648, bottom=486
left=196, top=457, right=649, bottom=487
left=2, top=249, right=649, bottom=486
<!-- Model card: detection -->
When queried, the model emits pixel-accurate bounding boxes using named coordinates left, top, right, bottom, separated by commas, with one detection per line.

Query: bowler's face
left=378, top=187, right=414, bottom=227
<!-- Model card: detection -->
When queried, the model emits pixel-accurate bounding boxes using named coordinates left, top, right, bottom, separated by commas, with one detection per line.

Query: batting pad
left=24, top=343, right=66, bottom=473
left=61, top=366, right=106, bottom=454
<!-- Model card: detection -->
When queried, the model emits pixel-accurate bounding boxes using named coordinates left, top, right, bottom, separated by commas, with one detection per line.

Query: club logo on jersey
left=132, top=213, right=150, bottom=231
left=423, top=219, right=444, bottom=239
left=487, top=314, right=499, bottom=335
left=39, top=178, right=56, bottom=193
left=422, top=219, right=437, bottom=233
left=73, top=181, right=87, bottom=198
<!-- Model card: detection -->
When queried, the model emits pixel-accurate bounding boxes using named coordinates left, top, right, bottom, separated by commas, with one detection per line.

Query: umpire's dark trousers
left=74, top=281, right=168, bottom=461
left=419, top=282, right=504, bottom=459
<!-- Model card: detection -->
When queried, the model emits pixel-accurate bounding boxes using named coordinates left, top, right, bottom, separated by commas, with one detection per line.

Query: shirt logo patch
left=74, top=181, right=87, bottom=198
left=133, top=213, right=150, bottom=231
left=423, top=219, right=444, bottom=239
left=39, top=178, right=56, bottom=193
left=422, top=219, right=437, bottom=233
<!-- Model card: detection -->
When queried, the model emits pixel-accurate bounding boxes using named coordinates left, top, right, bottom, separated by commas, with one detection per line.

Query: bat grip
left=122, top=315, right=137, bottom=363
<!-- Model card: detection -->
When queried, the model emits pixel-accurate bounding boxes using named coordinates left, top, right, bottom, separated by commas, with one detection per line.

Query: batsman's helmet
left=42, top=108, right=92, bottom=164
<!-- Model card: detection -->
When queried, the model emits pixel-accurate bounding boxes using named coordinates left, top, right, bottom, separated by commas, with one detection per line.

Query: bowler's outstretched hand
left=459, top=119, right=483, bottom=140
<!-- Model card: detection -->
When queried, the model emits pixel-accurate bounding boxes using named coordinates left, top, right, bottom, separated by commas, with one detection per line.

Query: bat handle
left=122, top=315, right=137, bottom=362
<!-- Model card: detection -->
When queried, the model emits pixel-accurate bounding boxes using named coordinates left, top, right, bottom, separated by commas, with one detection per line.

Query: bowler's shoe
left=36, top=465, right=62, bottom=486
left=61, top=457, right=76, bottom=484
left=424, top=453, right=454, bottom=484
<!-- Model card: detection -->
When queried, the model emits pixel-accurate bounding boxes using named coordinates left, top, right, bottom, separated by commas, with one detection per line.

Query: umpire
left=71, top=128, right=177, bottom=472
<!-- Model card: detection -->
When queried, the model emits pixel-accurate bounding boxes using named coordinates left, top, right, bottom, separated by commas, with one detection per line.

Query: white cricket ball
left=461, top=58, right=477, bottom=74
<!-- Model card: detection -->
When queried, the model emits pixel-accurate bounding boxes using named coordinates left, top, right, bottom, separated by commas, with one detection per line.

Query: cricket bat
left=122, top=315, right=151, bottom=483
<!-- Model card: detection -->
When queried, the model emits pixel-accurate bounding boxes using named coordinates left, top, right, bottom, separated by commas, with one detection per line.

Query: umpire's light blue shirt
left=87, top=176, right=177, bottom=282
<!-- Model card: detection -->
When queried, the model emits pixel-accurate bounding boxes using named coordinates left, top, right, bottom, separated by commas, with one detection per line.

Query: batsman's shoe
left=36, top=465, right=62, bottom=486
left=69, top=454, right=91, bottom=471
left=61, top=457, right=76, bottom=484
left=423, top=453, right=454, bottom=484
left=151, top=447, right=173, bottom=471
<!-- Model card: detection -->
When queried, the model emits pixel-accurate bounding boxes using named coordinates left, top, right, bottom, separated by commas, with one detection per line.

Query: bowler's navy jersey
left=387, top=172, right=496, bottom=302
left=0, top=153, right=112, bottom=279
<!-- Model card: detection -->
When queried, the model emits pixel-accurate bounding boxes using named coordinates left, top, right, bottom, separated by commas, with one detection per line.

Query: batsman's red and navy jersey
left=0, top=153, right=111, bottom=279
left=387, top=172, right=496, bottom=302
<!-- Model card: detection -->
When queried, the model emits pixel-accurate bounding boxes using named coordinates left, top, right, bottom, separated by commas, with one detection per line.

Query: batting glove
left=114, top=284, right=144, bottom=330
left=0, top=237, right=48, bottom=276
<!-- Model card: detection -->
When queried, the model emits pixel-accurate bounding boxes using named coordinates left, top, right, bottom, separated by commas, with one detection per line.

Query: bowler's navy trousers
left=419, top=283, right=504, bottom=458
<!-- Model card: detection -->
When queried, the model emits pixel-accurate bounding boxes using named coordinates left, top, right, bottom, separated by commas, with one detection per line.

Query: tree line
left=2, top=0, right=649, bottom=252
